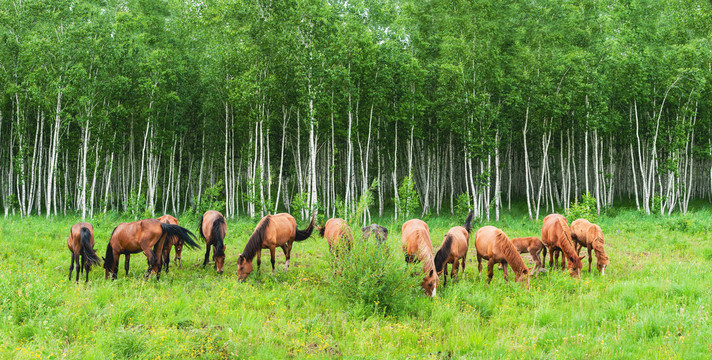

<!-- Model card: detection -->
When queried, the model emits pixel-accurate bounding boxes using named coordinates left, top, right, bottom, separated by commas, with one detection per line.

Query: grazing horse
left=237, top=213, right=315, bottom=281
left=571, top=219, right=609, bottom=275
left=318, top=218, right=353, bottom=252
left=541, top=214, right=583, bottom=279
left=475, top=226, right=531, bottom=288
left=361, top=224, right=388, bottom=243
left=122, top=214, right=182, bottom=275
left=67, top=222, right=102, bottom=282
left=198, top=210, right=228, bottom=274
left=511, top=236, right=547, bottom=272
left=434, top=211, right=473, bottom=286
left=401, top=219, right=439, bottom=297
left=103, top=219, right=200, bottom=280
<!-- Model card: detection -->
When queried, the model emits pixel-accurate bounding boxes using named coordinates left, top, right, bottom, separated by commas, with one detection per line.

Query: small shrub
left=566, top=192, right=597, bottom=223
left=454, top=193, right=471, bottom=218
left=124, top=190, right=148, bottom=220
left=186, top=181, right=226, bottom=218
left=394, top=174, right=420, bottom=220
left=328, top=234, right=420, bottom=318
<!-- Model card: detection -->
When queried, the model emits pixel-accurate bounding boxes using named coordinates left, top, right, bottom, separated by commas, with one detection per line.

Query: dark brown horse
left=571, top=218, right=609, bottom=275
left=361, top=224, right=388, bottom=243
left=541, top=214, right=583, bottom=279
left=434, top=211, right=473, bottom=286
left=103, top=219, right=199, bottom=280
left=237, top=213, right=315, bottom=281
left=318, top=218, right=353, bottom=252
left=401, top=219, right=439, bottom=297
left=158, top=214, right=182, bottom=271
left=475, top=226, right=531, bottom=288
left=67, top=222, right=101, bottom=282
left=511, top=236, right=547, bottom=272
left=198, top=210, right=227, bottom=274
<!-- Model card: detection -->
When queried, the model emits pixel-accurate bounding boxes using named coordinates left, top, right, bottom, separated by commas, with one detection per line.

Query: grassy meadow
left=1, top=206, right=711, bottom=359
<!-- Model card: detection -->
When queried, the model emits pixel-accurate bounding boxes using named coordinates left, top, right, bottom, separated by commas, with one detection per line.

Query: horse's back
left=325, top=218, right=351, bottom=242
left=201, top=210, right=225, bottom=240
left=401, top=219, right=431, bottom=256
left=262, top=213, right=297, bottom=246
left=475, top=226, right=500, bottom=258
left=158, top=214, right=179, bottom=225
left=69, top=222, right=94, bottom=252
left=541, top=214, right=567, bottom=246
left=570, top=218, right=592, bottom=245
left=446, top=226, right=469, bottom=257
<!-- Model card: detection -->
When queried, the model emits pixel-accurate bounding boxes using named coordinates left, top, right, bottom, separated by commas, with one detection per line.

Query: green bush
left=124, top=190, right=150, bottom=220
left=394, top=174, right=420, bottom=220
left=186, top=181, right=226, bottom=219
left=565, top=192, right=597, bottom=223
left=328, top=234, right=420, bottom=318
left=455, top=193, right=471, bottom=218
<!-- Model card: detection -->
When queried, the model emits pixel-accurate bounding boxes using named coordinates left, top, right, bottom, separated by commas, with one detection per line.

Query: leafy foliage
left=186, top=181, right=225, bottom=219
left=395, top=174, right=420, bottom=220
left=566, top=192, right=598, bottom=223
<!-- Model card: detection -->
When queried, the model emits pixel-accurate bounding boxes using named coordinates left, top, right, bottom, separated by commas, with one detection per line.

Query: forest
left=1, top=0, right=711, bottom=222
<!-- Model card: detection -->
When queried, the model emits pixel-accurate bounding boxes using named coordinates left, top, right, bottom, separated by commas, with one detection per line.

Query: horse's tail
left=80, top=227, right=101, bottom=268
left=294, top=213, right=315, bottom=241
left=212, top=215, right=226, bottom=257
left=464, top=210, right=473, bottom=233
left=161, top=223, right=200, bottom=250
left=103, top=226, right=118, bottom=272
left=197, top=213, right=205, bottom=239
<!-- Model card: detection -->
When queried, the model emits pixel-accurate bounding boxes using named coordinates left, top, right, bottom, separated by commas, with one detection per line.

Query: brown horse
left=158, top=214, right=182, bottom=271
left=571, top=219, right=609, bottom=275
left=541, top=214, right=583, bottom=279
left=361, top=224, right=388, bottom=243
left=475, top=226, right=531, bottom=288
left=103, top=219, right=200, bottom=280
left=121, top=214, right=182, bottom=275
left=237, top=213, right=315, bottom=281
left=511, top=236, right=547, bottom=272
left=67, top=222, right=102, bottom=282
left=318, top=218, right=353, bottom=252
left=401, top=219, right=439, bottom=297
left=434, top=211, right=473, bottom=286
left=198, top=210, right=227, bottom=274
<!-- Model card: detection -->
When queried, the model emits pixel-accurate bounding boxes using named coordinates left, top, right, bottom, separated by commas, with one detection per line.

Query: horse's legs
left=269, top=247, right=276, bottom=272
left=530, top=248, right=542, bottom=271
left=560, top=252, right=566, bottom=270
left=549, top=247, right=555, bottom=269
left=163, top=244, right=172, bottom=273
left=256, top=250, right=262, bottom=272
left=76, top=254, right=82, bottom=282
left=502, top=262, right=509, bottom=282
left=461, top=253, right=467, bottom=274
left=124, top=254, right=130, bottom=276
left=486, top=259, right=495, bottom=283
left=442, top=263, right=448, bottom=286
left=69, top=253, right=75, bottom=281
left=542, top=246, right=547, bottom=269
left=477, top=254, right=483, bottom=275
left=202, top=243, right=211, bottom=268
left=281, top=244, right=290, bottom=271
left=84, top=254, right=90, bottom=282
left=553, top=249, right=560, bottom=270
left=452, top=259, right=460, bottom=281
left=588, top=246, right=593, bottom=273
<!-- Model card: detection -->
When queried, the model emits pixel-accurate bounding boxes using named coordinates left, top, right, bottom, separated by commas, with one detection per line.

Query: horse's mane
left=434, top=234, right=453, bottom=272
left=557, top=217, right=582, bottom=268
left=496, top=231, right=529, bottom=275
left=415, top=228, right=436, bottom=275
left=212, top=215, right=226, bottom=257
left=242, top=216, right=270, bottom=261
left=197, top=214, right=205, bottom=239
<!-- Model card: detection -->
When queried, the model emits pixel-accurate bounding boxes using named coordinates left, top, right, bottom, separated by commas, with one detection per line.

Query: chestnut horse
left=198, top=210, right=227, bottom=274
left=434, top=211, right=473, bottom=286
left=401, top=219, right=439, bottom=297
left=541, top=214, right=583, bottom=278
left=103, top=219, right=200, bottom=280
left=67, top=222, right=102, bottom=282
left=511, top=236, right=547, bottom=272
left=318, top=218, right=353, bottom=252
left=571, top=219, right=609, bottom=275
left=475, top=226, right=531, bottom=288
left=158, top=214, right=182, bottom=271
left=361, top=224, right=388, bottom=243
left=237, top=213, right=315, bottom=281
left=122, top=214, right=182, bottom=275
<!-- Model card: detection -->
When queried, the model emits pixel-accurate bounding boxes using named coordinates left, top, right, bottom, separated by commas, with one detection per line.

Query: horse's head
left=568, top=255, right=585, bottom=279
left=215, top=246, right=225, bottom=275
left=421, top=269, right=439, bottom=297
left=174, top=240, right=184, bottom=266
left=516, top=267, right=531, bottom=290
left=593, top=241, right=609, bottom=275
left=237, top=253, right=252, bottom=281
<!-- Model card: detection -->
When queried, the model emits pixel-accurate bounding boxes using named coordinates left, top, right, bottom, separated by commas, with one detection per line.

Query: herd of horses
left=66, top=210, right=609, bottom=297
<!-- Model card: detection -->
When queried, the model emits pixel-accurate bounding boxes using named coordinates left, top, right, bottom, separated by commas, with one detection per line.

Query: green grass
left=1, top=207, right=711, bottom=359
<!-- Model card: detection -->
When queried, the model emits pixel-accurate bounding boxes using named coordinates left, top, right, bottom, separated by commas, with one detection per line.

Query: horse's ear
left=237, top=254, right=244, bottom=265
left=579, top=255, right=586, bottom=260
